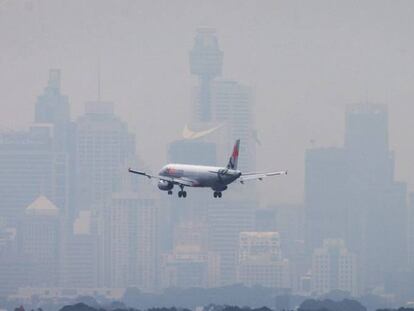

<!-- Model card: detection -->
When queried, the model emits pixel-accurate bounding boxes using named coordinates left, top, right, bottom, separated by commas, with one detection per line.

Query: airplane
left=128, top=139, right=287, bottom=198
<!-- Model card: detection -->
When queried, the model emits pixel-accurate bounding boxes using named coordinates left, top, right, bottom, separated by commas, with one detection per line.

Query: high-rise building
left=311, top=239, right=358, bottom=296
left=256, top=205, right=306, bottom=292
left=305, top=104, right=407, bottom=292
left=210, top=80, right=256, bottom=172
left=35, top=69, right=71, bottom=151
left=190, top=28, right=223, bottom=122
left=18, top=196, right=60, bottom=287
left=408, top=193, right=414, bottom=270
left=237, top=232, right=290, bottom=288
left=0, top=226, right=26, bottom=296
left=207, top=199, right=255, bottom=285
left=75, top=101, right=136, bottom=212
left=106, top=192, right=157, bottom=291
left=61, top=211, right=99, bottom=289
left=34, top=69, right=76, bottom=220
left=0, top=126, right=69, bottom=225
left=305, top=147, right=348, bottom=252
left=189, top=30, right=256, bottom=172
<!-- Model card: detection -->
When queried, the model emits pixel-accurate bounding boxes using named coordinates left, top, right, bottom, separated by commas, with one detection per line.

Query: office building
left=75, top=101, right=136, bottom=211
left=305, top=104, right=407, bottom=291
left=107, top=192, right=157, bottom=291
left=210, top=80, right=255, bottom=172
left=0, top=126, right=68, bottom=225
left=35, top=69, right=72, bottom=151
left=311, top=239, right=358, bottom=296
left=61, top=211, right=99, bottom=288
left=207, top=199, right=254, bottom=285
left=190, top=28, right=223, bottom=122
left=19, top=196, right=60, bottom=287
left=237, top=232, right=290, bottom=288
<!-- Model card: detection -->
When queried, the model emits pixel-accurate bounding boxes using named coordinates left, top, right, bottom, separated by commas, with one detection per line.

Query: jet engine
left=158, top=180, right=173, bottom=191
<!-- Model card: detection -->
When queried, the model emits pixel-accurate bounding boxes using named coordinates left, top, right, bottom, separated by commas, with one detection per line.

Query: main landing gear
left=213, top=191, right=222, bottom=198
left=178, top=190, right=187, bottom=198
left=177, top=185, right=187, bottom=198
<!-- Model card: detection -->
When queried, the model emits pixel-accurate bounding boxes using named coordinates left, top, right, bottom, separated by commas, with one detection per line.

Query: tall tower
left=189, top=28, right=223, bottom=122
left=35, top=69, right=71, bottom=151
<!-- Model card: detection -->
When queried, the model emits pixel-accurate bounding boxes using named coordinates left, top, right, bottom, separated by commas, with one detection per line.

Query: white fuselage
left=159, top=163, right=241, bottom=191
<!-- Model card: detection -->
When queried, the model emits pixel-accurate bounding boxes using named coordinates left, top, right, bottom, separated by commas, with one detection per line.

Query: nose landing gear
left=213, top=191, right=222, bottom=198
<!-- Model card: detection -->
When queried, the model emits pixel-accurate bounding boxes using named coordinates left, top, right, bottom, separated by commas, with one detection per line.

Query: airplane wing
left=128, top=168, right=196, bottom=187
left=239, top=170, right=287, bottom=183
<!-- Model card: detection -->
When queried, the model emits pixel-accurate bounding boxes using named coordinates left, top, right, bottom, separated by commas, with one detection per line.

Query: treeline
left=58, top=305, right=273, bottom=311
left=54, top=303, right=414, bottom=311
left=5, top=286, right=407, bottom=311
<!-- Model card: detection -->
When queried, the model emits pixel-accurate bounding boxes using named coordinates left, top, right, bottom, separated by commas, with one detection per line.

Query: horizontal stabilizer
left=239, top=170, right=287, bottom=183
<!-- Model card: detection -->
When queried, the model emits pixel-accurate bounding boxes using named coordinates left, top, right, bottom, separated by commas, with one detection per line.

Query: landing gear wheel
left=178, top=190, right=187, bottom=198
left=168, top=190, right=173, bottom=195
left=218, top=192, right=222, bottom=198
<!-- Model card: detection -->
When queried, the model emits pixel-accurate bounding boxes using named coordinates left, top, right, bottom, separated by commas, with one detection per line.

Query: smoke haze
left=1, top=0, right=414, bottom=203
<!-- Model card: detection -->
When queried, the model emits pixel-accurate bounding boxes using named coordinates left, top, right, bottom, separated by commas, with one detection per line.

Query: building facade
left=237, top=232, right=290, bottom=288
left=311, top=239, right=358, bottom=296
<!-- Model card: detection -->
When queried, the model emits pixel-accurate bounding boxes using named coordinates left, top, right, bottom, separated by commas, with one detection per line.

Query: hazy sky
left=1, top=0, right=414, bottom=204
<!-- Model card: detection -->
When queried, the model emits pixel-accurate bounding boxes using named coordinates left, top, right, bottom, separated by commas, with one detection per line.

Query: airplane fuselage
left=159, top=163, right=241, bottom=191
left=129, top=139, right=286, bottom=198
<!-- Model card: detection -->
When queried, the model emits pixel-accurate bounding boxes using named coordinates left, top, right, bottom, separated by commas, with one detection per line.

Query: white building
left=0, top=126, right=69, bottom=225
left=311, top=239, right=358, bottom=296
left=237, top=232, right=290, bottom=288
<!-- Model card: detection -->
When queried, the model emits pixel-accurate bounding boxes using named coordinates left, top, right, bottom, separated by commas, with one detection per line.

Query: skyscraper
left=305, top=104, right=407, bottom=292
left=207, top=199, right=255, bottom=285
left=34, top=69, right=76, bottom=220
left=190, top=28, right=223, bottom=122
left=408, top=193, right=414, bottom=270
left=210, top=80, right=256, bottom=172
left=107, top=192, right=158, bottom=291
left=35, top=69, right=71, bottom=151
left=305, top=147, right=348, bottom=252
left=75, top=101, right=136, bottom=212
left=0, top=125, right=69, bottom=224
left=60, top=211, right=99, bottom=289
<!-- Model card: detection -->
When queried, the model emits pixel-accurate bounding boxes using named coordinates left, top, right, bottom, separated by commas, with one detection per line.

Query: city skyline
left=1, top=1, right=414, bottom=309
left=2, top=1, right=414, bottom=204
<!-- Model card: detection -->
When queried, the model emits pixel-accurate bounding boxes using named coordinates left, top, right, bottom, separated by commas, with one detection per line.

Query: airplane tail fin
left=227, top=139, right=240, bottom=170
